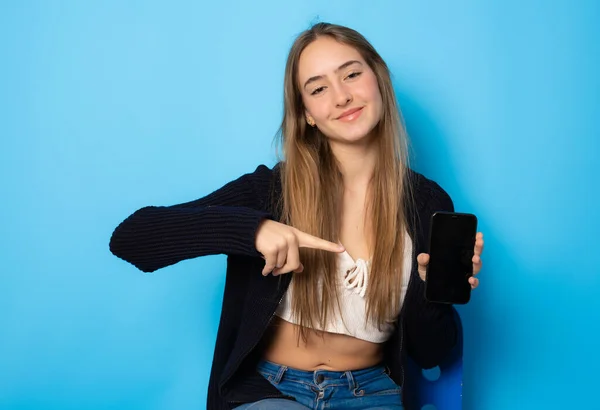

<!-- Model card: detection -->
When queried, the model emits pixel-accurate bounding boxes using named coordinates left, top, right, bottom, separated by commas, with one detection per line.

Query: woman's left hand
left=417, top=232, right=484, bottom=290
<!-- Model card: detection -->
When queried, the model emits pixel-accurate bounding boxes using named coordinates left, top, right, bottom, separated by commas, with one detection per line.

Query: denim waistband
left=256, top=359, right=389, bottom=389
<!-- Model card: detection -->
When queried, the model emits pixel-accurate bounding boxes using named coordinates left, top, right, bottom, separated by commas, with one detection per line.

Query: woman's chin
left=331, top=126, right=378, bottom=146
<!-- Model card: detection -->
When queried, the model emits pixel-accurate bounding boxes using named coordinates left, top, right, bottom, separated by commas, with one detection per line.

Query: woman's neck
left=329, top=140, right=378, bottom=191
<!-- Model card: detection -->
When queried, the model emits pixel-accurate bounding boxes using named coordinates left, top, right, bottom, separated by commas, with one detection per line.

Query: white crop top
left=275, top=230, right=412, bottom=343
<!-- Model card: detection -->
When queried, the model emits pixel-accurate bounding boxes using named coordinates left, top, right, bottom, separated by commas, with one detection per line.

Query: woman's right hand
left=255, top=220, right=346, bottom=276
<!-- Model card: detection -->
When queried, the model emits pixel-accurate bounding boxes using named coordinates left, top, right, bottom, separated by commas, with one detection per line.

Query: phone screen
left=426, top=212, right=477, bottom=304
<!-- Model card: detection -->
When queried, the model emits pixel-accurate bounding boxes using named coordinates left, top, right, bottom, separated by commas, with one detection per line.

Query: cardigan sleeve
left=403, top=175, right=459, bottom=369
left=109, top=164, right=276, bottom=273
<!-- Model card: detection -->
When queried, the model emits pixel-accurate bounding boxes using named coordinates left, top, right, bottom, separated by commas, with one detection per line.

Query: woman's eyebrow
left=303, top=60, right=363, bottom=90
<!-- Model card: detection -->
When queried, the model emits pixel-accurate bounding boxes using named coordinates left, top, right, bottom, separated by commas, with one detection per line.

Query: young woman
left=109, top=22, right=484, bottom=410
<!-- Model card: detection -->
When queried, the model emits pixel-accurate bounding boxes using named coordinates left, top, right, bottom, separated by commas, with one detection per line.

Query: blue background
left=1, top=1, right=599, bottom=409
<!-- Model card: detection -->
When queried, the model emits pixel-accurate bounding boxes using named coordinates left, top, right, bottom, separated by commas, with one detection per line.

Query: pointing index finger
left=296, top=230, right=345, bottom=253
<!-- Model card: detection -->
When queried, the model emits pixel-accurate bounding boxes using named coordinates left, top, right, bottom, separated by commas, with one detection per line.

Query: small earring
left=307, top=117, right=316, bottom=127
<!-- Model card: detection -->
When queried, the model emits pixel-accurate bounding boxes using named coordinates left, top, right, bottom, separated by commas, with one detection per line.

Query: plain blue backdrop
left=1, top=1, right=599, bottom=409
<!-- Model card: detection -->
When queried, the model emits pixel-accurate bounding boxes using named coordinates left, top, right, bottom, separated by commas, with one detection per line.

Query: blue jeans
left=235, top=360, right=403, bottom=410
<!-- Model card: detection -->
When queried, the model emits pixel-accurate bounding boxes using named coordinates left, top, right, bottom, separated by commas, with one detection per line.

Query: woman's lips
left=337, top=107, right=364, bottom=122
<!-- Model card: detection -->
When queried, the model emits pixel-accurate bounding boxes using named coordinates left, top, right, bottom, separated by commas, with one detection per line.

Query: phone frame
left=424, top=211, right=478, bottom=305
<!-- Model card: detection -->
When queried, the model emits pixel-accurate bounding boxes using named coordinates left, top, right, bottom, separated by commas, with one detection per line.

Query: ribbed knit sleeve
left=109, top=164, right=275, bottom=273
left=404, top=175, right=458, bottom=369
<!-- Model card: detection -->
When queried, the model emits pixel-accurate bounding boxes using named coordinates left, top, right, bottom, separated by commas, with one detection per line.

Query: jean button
left=316, top=374, right=324, bottom=383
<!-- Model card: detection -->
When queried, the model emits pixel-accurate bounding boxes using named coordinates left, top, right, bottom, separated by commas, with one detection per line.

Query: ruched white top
left=275, top=230, right=412, bottom=343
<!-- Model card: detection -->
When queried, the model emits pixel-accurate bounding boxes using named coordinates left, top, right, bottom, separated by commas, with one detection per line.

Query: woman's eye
left=347, top=71, right=362, bottom=79
left=311, top=86, right=325, bottom=95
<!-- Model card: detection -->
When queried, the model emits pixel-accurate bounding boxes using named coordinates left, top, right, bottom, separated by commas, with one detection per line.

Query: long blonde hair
left=276, top=22, right=413, bottom=342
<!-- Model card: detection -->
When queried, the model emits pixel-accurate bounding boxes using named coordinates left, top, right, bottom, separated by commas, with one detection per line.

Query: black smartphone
left=425, top=211, right=478, bottom=304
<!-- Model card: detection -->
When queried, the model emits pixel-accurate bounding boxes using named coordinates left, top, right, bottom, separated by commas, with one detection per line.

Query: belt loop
left=345, top=370, right=357, bottom=391
left=272, top=365, right=288, bottom=384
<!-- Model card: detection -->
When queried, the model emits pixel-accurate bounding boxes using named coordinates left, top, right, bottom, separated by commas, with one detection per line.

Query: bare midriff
left=261, top=316, right=384, bottom=371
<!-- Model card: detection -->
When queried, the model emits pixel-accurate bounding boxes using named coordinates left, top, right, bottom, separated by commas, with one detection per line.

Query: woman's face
left=297, top=36, right=383, bottom=145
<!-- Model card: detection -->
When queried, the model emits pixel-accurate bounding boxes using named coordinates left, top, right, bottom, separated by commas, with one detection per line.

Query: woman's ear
left=305, top=111, right=316, bottom=127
